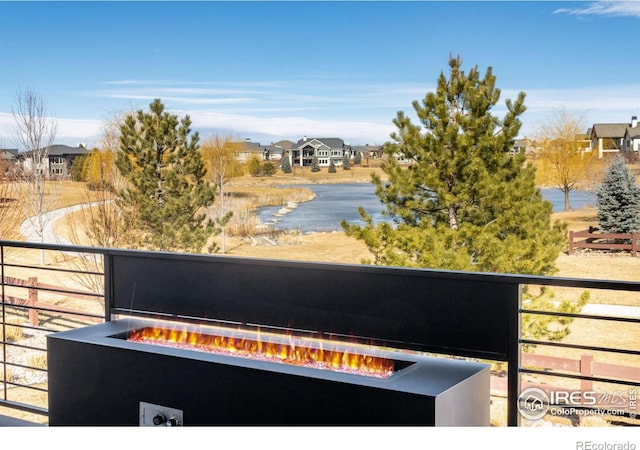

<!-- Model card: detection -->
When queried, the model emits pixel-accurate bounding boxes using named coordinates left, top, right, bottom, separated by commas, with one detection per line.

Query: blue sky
left=1, top=0, right=639, bottom=148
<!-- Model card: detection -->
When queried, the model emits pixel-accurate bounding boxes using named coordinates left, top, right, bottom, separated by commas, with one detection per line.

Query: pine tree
left=263, top=161, right=276, bottom=176
left=342, top=55, right=566, bottom=275
left=328, top=159, right=337, bottom=173
left=342, top=152, right=351, bottom=170
left=281, top=153, right=292, bottom=173
left=116, top=99, right=219, bottom=253
left=596, top=156, right=640, bottom=233
left=354, top=151, right=362, bottom=165
left=310, top=155, right=321, bottom=172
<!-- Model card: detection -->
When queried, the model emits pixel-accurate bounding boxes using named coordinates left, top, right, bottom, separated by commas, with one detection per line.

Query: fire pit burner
left=126, top=325, right=397, bottom=378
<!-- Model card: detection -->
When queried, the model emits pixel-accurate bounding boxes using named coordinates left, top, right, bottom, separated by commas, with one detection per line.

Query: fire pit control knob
left=152, top=413, right=167, bottom=426
left=166, top=416, right=180, bottom=427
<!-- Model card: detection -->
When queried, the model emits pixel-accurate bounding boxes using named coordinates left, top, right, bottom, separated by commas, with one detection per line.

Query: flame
left=127, top=326, right=395, bottom=378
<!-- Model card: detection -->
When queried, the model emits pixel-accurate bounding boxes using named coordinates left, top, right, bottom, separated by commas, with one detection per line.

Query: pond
left=257, top=184, right=596, bottom=233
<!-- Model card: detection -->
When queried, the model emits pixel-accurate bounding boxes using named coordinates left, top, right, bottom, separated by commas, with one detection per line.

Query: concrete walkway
left=19, top=202, right=102, bottom=245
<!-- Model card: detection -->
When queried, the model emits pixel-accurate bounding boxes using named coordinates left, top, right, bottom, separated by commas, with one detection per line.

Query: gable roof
left=625, top=125, right=640, bottom=139
left=20, top=144, right=89, bottom=158
left=591, top=123, right=631, bottom=139
left=47, top=144, right=89, bottom=156
left=293, top=137, right=345, bottom=149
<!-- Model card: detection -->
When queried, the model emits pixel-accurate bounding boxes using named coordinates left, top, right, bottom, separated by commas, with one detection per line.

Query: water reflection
left=257, top=184, right=596, bottom=233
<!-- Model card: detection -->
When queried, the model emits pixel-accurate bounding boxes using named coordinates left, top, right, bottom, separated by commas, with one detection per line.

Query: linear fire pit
left=48, top=318, right=489, bottom=426
left=47, top=250, right=518, bottom=426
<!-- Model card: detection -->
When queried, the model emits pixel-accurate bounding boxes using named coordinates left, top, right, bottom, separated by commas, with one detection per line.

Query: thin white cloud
left=92, top=79, right=431, bottom=116
left=555, top=1, right=640, bottom=17
left=3, top=80, right=636, bottom=149
left=0, top=112, right=103, bottom=149
left=507, top=84, right=640, bottom=137
left=100, top=93, right=254, bottom=106
left=185, top=110, right=395, bottom=145
left=508, top=84, right=640, bottom=111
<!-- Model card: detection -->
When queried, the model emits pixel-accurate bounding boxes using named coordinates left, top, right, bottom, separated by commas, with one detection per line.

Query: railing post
left=580, top=353, right=593, bottom=394
left=28, top=277, right=39, bottom=327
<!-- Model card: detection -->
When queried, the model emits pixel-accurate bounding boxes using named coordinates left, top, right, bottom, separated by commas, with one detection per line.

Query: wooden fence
left=569, top=227, right=639, bottom=257
left=1, top=276, right=103, bottom=326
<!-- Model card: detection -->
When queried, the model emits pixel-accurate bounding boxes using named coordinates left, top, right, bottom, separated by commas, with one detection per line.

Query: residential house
left=590, top=116, right=639, bottom=158
left=0, top=148, right=19, bottom=178
left=289, top=137, right=352, bottom=167
left=234, top=139, right=285, bottom=163
left=624, top=116, right=640, bottom=152
left=510, top=138, right=536, bottom=155
left=20, top=144, right=90, bottom=178
left=351, top=145, right=384, bottom=163
left=234, top=139, right=265, bottom=163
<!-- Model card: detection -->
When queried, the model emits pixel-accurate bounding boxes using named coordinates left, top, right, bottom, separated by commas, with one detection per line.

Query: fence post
left=580, top=353, right=593, bottom=394
left=633, top=232, right=638, bottom=257
left=569, top=231, right=574, bottom=255
left=28, top=277, right=39, bottom=327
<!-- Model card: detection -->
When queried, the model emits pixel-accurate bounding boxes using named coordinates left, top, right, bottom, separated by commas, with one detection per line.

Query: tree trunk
left=449, top=205, right=459, bottom=230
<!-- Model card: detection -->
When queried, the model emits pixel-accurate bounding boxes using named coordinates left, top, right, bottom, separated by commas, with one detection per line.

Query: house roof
left=237, top=141, right=284, bottom=155
left=293, top=137, right=346, bottom=149
left=1, top=149, right=19, bottom=160
left=351, top=145, right=383, bottom=153
left=625, top=125, right=640, bottom=139
left=47, top=144, right=89, bottom=156
left=20, top=144, right=89, bottom=158
left=591, top=123, right=631, bottom=139
left=273, top=140, right=294, bottom=150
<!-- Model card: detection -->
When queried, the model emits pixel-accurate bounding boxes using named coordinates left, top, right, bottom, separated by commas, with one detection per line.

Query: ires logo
left=518, top=387, right=634, bottom=421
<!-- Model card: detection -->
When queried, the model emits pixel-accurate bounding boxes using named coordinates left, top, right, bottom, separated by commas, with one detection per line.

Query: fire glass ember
left=127, top=326, right=395, bottom=378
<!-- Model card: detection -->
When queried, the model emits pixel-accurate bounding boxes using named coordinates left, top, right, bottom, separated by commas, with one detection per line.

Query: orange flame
left=127, top=326, right=394, bottom=378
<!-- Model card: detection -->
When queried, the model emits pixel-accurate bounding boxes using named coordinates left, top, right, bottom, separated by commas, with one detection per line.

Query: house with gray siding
left=20, top=144, right=89, bottom=178
left=289, top=137, right=351, bottom=167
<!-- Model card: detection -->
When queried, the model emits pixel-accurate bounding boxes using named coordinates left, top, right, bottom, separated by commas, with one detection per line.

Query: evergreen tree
left=596, top=156, right=640, bottom=233
left=247, top=155, right=262, bottom=176
left=310, top=155, right=321, bottom=172
left=328, top=159, right=337, bottom=173
left=354, top=151, right=362, bottom=165
left=281, top=153, right=292, bottom=173
left=342, top=55, right=565, bottom=275
left=263, top=161, right=276, bottom=177
left=116, top=99, right=219, bottom=253
left=342, top=152, right=351, bottom=170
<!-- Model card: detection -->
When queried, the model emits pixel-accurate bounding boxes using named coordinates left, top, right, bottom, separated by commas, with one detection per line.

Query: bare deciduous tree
left=200, top=134, right=240, bottom=253
left=12, top=88, right=59, bottom=262
left=62, top=113, right=132, bottom=294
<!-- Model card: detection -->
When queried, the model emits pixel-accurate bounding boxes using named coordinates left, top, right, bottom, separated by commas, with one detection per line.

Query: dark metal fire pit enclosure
left=48, top=250, right=518, bottom=426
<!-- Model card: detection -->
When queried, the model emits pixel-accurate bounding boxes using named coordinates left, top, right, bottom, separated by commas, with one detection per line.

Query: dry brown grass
left=228, top=165, right=385, bottom=186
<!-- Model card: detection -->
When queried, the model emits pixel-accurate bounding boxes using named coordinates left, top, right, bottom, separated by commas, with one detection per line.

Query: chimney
left=632, top=116, right=638, bottom=128
left=303, top=135, right=307, bottom=142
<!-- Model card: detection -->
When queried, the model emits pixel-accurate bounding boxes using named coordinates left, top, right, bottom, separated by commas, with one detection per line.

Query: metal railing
left=1, top=240, right=106, bottom=422
left=1, top=239, right=639, bottom=426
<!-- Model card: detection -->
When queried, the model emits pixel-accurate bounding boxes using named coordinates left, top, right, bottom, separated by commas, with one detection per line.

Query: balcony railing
left=1, top=239, right=639, bottom=426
